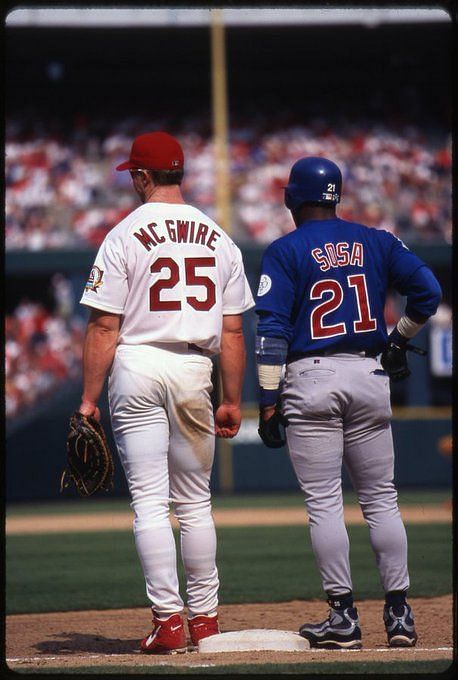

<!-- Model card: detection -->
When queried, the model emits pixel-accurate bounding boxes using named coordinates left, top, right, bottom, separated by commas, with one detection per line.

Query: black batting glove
left=381, top=328, right=427, bottom=382
left=258, top=403, right=289, bottom=448
left=381, top=328, right=410, bottom=382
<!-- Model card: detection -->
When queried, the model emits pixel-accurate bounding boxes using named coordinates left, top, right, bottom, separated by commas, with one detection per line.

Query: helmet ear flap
left=284, top=187, right=293, bottom=210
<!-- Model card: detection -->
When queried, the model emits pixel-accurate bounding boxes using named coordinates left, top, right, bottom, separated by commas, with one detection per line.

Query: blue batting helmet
left=284, top=156, right=342, bottom=211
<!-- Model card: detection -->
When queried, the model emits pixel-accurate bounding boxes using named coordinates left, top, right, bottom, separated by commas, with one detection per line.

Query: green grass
left=6, top=524, right=452, bottom=615
left=6, top=488, right=451, bottom=517
left=12, top=659, right=455, bottom=674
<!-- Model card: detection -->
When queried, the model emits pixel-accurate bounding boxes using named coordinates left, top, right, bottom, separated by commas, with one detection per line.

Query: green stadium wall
left=6, top=380, right=451, bottom=502
left=6, top=244, right=452, bottom=502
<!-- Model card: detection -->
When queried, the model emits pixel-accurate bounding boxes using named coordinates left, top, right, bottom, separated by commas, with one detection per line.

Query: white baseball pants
left=108, top=343, right=219, bottom=617
left=282, top=353, right=410, bottom=596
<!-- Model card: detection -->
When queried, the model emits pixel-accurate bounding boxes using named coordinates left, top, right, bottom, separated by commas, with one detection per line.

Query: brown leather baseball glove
left=61, top=411, right=114, bottom=497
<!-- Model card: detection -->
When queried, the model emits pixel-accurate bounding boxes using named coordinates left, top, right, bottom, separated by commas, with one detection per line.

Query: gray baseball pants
left=282, top=353, right=409, bottom=596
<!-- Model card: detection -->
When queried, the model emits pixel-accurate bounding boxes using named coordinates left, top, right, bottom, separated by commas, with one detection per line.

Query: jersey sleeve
left=383, top=231, right=442, bottom=320
left=384, top=233, right=424, bottom=284
left=402, top=266, right=442, bottom=321
left=80, top=234, right=128, bottom=314
left=222, top=243, right=255, bottom=314
left=255, top=241, right=296, bottom=341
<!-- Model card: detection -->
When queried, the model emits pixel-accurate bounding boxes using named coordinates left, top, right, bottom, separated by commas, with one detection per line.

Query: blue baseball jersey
left=256, top=218, right=441, bottom=356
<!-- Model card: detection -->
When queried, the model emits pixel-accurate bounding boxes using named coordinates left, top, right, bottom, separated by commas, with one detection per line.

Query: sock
left=326, top=590, right=354, bottom=610
left=385, top=590, right=407, bottom=615
left=153, top=611, right=182, bottom=622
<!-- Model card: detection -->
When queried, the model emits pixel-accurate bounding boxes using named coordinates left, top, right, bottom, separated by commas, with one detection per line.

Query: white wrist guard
left=396, top=315, right=425, bottom=339
left=257, top=363, right=283, bottom=391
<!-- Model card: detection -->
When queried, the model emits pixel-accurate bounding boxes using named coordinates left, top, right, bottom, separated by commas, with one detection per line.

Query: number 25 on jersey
left=149, top=257, right=216, bottom=312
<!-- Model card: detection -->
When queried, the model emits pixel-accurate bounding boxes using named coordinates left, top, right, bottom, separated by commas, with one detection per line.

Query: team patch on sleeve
left=85, top=266, right=104, bottom=293
left=257, top=274, right=272, bottom=297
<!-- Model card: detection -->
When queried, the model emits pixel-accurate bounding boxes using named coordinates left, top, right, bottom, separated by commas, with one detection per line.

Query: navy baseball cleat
left=383, top=603, right=417, bottom=647
left=299, top=607, right=362, bottom=649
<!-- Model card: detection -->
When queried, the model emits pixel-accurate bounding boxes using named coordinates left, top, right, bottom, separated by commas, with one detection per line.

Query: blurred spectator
left=5, top=115, right=451, bottom=249
left=5, top=298, right=84, bottom=420
left=429, top=302, right=452, bottom=379
left=50, top=273, right=75, bottom=319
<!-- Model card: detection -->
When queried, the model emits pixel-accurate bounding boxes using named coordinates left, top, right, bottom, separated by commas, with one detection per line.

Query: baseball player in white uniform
left=77, top=131, right=254, bottom=654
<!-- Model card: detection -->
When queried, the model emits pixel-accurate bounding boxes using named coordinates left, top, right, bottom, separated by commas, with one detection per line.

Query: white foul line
left=324, top=647, right=454, bottom=653
left=6, top=647, right=454, bottom=663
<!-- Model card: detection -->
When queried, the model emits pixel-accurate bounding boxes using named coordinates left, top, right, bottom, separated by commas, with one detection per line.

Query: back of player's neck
left=297, top=207, right=336, bottom=223
left=145, top=185, right=186, bottom=205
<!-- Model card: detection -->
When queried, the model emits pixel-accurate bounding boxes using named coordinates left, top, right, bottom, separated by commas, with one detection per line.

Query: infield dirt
left=6, top=596, right=453, bottom=670
left=5, top=503, right=452, bottom=534
left=6, top=505, right=453, bottom=671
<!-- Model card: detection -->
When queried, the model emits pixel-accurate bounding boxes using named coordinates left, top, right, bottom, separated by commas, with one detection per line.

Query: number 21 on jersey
left=310, top=274, right=377, bottom=339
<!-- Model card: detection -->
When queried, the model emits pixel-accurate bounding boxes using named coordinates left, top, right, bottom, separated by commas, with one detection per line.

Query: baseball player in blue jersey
left=255, top=156, right=442, bottom=649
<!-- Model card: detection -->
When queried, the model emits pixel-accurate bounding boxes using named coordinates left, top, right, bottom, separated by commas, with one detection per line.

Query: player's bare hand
left=78, top=400, right=101, bottom=422
left=215, top=403, right=241, bottom=438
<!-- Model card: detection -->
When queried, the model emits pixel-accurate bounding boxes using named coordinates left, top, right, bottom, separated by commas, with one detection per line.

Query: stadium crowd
left=5, top=285, right=85, bottom=420
left=5, top=285, right=450, bottom=420
left=6, top=116, right=451, bottom=249
left=3, top=276, right=419, bottom=421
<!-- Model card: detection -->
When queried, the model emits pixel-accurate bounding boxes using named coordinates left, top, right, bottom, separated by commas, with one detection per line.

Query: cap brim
left=115, top=160, right=136, bottom=171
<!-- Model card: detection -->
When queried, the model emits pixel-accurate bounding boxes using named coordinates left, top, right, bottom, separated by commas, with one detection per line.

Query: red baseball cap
left=116, top=131, right=184, bottom=171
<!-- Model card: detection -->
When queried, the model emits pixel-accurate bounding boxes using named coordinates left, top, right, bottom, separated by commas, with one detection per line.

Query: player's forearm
left=219, top=327, right=246, bottom=406
left=255, top=334, right=288, bottom=408
left=82, top=324, right=119, bottom=405
left=256, top=310, right=293, bottom=342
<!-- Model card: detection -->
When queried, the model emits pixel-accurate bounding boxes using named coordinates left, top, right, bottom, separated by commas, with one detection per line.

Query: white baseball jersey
left=80, top=202, right=255, bottom=354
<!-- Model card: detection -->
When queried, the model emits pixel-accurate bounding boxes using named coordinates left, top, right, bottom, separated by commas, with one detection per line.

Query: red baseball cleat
left=140, top=612, right=187, bottom=654
left=188, top=613, right=220, bottom=647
